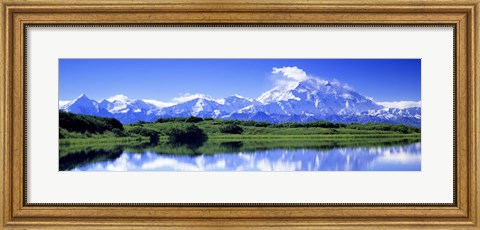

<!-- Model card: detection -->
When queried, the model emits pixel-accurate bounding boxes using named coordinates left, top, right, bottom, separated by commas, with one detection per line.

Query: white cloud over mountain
left=271, top=66, right=311, bottom=90
left=272, top=66, right=309, bottom=82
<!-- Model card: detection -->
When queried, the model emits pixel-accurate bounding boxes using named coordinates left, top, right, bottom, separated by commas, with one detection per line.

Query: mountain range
left=60, top=77, right=421, bottom=126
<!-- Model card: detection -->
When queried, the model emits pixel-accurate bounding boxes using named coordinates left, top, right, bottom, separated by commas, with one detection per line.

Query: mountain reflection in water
left=63, top=141, right=421, bottom=171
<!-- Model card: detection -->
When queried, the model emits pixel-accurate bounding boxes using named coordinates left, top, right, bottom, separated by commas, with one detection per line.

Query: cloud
left=376, top=100, right=421, bottom=109
left=331, top=79, right=353, bottom=90
left=270, top=66, right=353, bottom=92
left=272, top=66, right=308, bottom=82
left=270, top=66, right=311, bottom=90
left=172, top=93, right=213, bottom=103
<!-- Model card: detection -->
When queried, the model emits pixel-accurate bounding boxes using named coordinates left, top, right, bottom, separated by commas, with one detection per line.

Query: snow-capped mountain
left=322, top=107, right=422, bottom=126
left=157, top=97, right=225, bottom=118
left=95, top=95, right=163, bottom=123
left=59, top=77, right=421, bottom=126
left=61, top=94, right=166, bottom=123
left=236, top=78, right=382, bottom=117
left=60, top=94, right=112, bottom=117
left=100, top=94, right=160, bottom=113
left=221, top=95, right=255, bottom=113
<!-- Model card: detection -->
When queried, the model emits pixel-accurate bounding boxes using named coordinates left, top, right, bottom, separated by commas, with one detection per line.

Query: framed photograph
left=58, top=58, right=422, bottom=172
left=1, top=0, right=479, bottom=229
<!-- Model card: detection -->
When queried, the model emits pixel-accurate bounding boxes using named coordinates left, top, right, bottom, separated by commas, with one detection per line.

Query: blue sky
left=59, top=59, right=421, bottom=102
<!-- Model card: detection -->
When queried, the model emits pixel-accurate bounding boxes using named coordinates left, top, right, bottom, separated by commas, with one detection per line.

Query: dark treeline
left=344, top=123, right=420, bottom=134
left=59, top=110, right=124, bottom=135
left=153, top=117, right=213, bottom=124
left=60, top=111, right=162, bottom=142
left=154, top=116, right=420, bottom=134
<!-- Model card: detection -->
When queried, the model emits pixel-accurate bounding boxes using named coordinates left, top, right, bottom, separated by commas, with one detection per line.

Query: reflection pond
left=60, top=138, right=421, bottom=171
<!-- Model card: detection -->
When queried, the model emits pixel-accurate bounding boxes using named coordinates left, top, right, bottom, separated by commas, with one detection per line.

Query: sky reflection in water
left=71, top=142, right=421, bottom=171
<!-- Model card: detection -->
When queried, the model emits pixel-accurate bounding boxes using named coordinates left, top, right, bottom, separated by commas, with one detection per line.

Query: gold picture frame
left=1, top=0, right=478, bottom=229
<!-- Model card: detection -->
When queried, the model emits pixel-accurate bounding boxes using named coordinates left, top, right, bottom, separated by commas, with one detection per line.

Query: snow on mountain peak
left=107, top=94, right=129, bottom=103
left=297, top=78, right=349, bottom=92
left=70, top=94, right=92, bottom=104
left=142, top=99, right=174, bottom=109
left=61, top=94, right=111, bottom=117
left=257, top=66, right=311, bottom=104
left=376, top=100, right=421, bottom=109
left=232, top=94, right=253, bottom=101
left=257, top=76, right=348, bottom=104
left=59, top=100, right=71, bottom=108
left=65, top=94, right=91, bottom=106
left=172, top=93, right=213, bottom=104
left=256, top=85, right=301, bottom=104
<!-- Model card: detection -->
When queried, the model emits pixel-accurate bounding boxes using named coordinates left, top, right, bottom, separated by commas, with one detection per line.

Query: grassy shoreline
left=59, top=111, right=421, bottom=154
left=60, top=133, right=420, bottom=145
left=60, top=133, right=421, bottom=156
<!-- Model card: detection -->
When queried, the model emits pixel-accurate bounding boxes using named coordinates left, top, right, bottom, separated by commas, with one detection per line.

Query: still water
left=62, top=142, right=421, bottom=171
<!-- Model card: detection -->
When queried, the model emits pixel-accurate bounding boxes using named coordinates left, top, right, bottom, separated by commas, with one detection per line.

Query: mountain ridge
left=60, top=77, right=421, bottom=126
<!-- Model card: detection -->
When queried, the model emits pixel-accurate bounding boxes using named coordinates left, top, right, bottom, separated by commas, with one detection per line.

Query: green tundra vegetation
left=59, top=110, right=421, bottom=159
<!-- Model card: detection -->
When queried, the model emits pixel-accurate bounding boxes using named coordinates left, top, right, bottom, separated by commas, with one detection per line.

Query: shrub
left=128, top=127, right=158, bottom=137
left=59, top=128, right=67, bottom=139
left=155, top=117, right=186, bottom=123
left=127, top=127, right=159, bottom=144
left=149, top=134, right=160, bottom=144
left=111, top=128, right=128, bottom=137
left=167, top=124, right=208, bottom=144
left=131, top=120, right=146, bottom=126
left=219, top=124, right=244, bottom=134
left=253, top=122, right=270, bottom=127
left=185, top=116, right=203, bottom=123
left=345, top=123, right=420, bottom=133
